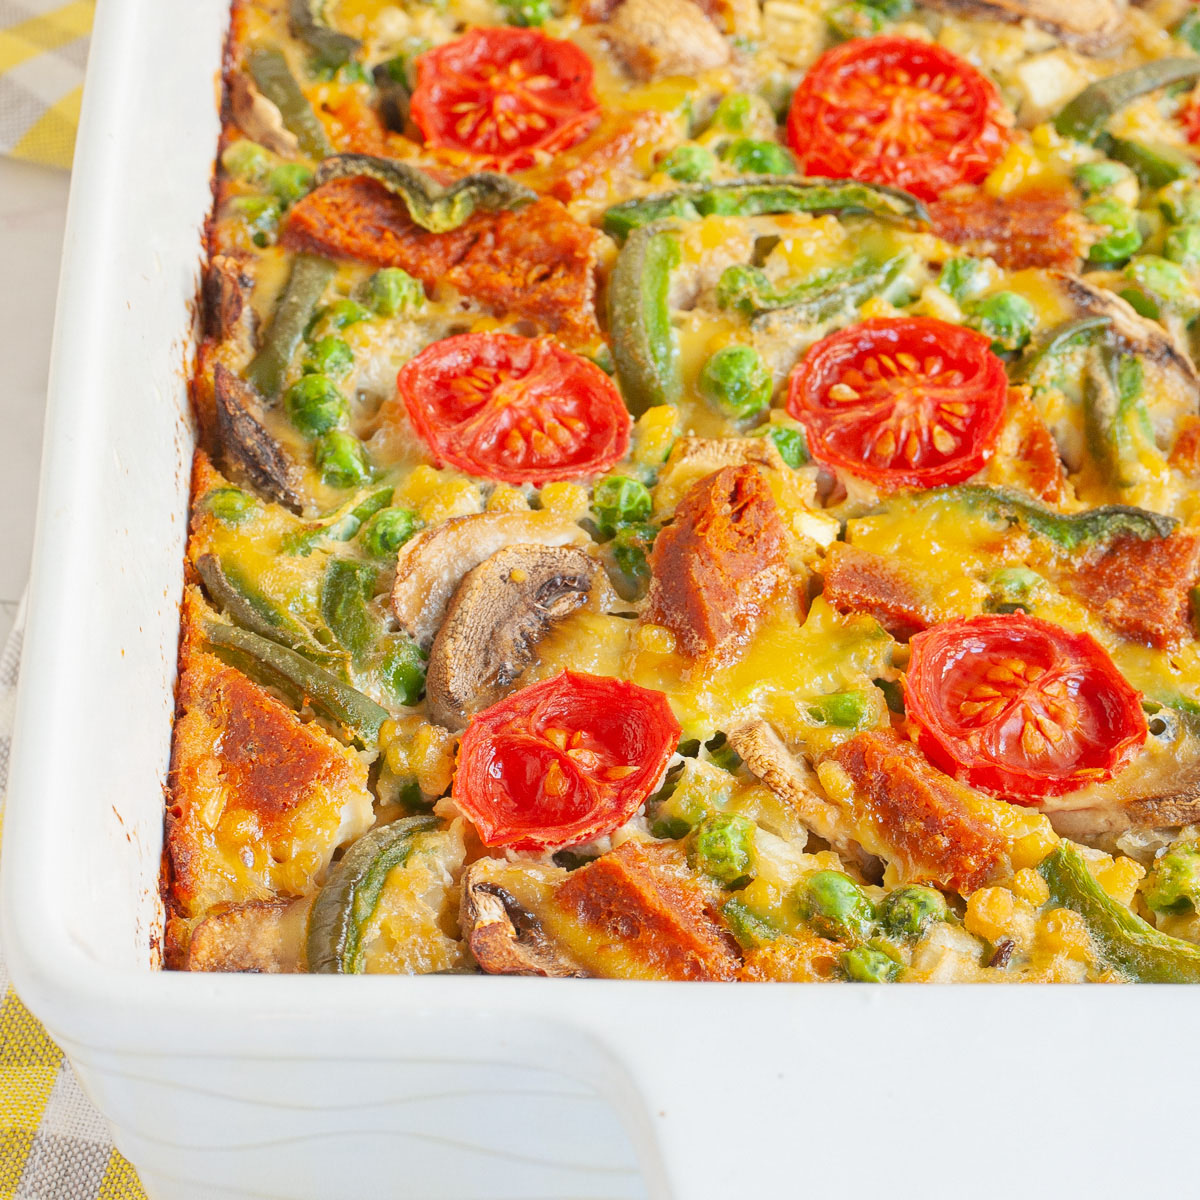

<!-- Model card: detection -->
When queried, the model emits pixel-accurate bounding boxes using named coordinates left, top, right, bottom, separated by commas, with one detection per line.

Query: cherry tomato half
left=905, top=614, right=1147, bottom=802
left=453, top=671, right=681, bottom=851
left=397, top=332, right=631, bottom=485
left=786, top=36, right=1010, bottom=202
left=409, top=27, right=601, bottom=172
left=786, top=316, right=1007, bottom=490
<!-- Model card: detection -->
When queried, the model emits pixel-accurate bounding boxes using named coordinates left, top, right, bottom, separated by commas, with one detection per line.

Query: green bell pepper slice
left=246, top=47, right=334, bottom=161
left=1055, top=58, right=1200, bottom=143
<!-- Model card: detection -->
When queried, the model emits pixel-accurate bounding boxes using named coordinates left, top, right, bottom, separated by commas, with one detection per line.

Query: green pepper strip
left=314, top=154, right=537, bottom=233
left=1083, top=341, right=1147, bottom=489
left=320, top=558, right=379, bottom=662
left=609, top=224, right=682, bottom=416
left=1055, top=58, right=1200, bottom=143
left=1039, top=843, right=1200, bottom=982
left=244, top=255, right=337, bottom=398
left=1105, top=137, right=1198, bottom=188
left=306, top=815, right=440, bottom=973
left=202, top=619, right=388, bottom=744
left=282, top=487, right=394, bottom=556
left=246, top=47, right=334, bottom=161
left=602, top=177, right=928, bottom=242
left=1011, top=314, right=1111, bottom=384
left=195, top=552, right=344, bottom=669
left=926, top=485, right=1177, bottom=550
left=718, top=254, right=907, bottom=321
left=289, top=0, right=361, bottom=68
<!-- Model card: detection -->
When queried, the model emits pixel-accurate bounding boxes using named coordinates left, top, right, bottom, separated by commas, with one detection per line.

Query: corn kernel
left=412, top=723, right=457, bottom=797
left=1009, top=867, right=1050, bottom=907
left=538, top=481, right=589, bottom=520
left=395, top=464, right=442, bottom=507
left=964, top=886, right=1036, bottom=948
left=638, top=623, right=676, bottom=655
left=419, top=479, right=482, bottom=524
left=1037, top=908, right=1094, bottom=962
left=486, top=485, right=530, bottom=513
left=1095, top=855, right=1146, bottom=907
left=860, top=296, right=900, bottom=321
left=1009, top=823, right=1060, bottom=872
left=633, top=405, right=680, bottom=466
left=385, top=739, right=411, bottom=777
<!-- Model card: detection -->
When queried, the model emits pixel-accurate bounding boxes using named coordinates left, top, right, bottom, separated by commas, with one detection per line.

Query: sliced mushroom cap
left=391, top=511, right=591, bottom=649
left=921, top=0, right=1126, bottom=52
left=727, top=720, right=865, bottom=860
left=426, top=544, right=609, bottom=731
left=604, top=0, right=731, bottom=81
left=204, top=253, right=257, bottom=347
left=460, top=861, right=584, bottom=977
left=228, top=68, right=300, bottom=156
left=186, top=898, right=309, bottom=972
left=212, top=363, right=304, bottom=512
left=1039, top=707, right=1200, bottom=837
left=1052, top=271, right=1200, bottom=391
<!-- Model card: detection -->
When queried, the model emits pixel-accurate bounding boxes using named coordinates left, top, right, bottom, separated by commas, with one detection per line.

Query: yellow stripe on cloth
left=0, top=0, right=94, bottom=73
left=97, top=1148, right=148, bottom=1200
left=11, top=82, right=82, bottom=168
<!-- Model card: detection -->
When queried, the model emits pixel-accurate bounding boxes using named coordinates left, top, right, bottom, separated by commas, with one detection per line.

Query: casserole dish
left=3, top=0, right=1200, bottom=1196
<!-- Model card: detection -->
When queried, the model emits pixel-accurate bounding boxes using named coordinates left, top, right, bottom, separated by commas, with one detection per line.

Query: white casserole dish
left=3, top=1, right=1199, bottom=1196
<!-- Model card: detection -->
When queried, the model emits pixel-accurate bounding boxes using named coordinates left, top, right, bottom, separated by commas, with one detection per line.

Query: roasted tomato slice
left=397, top=332, right=631, bottom=484
left=453, top=671, right=681, bottom=851
left=905, top=614, right=1147, bottom=802
left=785, top=36, right=1010, bottom=202
left=409, top=27, right=602, bottom=172
left=786, top=317, right=1007, bottom=490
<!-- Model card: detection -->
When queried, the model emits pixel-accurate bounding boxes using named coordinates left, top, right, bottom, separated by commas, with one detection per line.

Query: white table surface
left=0, top=157, right=70, bottom=647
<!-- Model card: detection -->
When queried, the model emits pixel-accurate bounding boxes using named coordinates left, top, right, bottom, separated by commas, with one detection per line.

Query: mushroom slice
left=920, top=0, right=1126, bottom=53
left=1039, top=707, right=1200, bottom=838
left=228, top=68, right=300, bottom=156
left=460, top=861, right=584, bottom=977
left=391, top=511, right=591, bottom=649
left=1051, top=271, right=1200, bottom=391
left=727, top=720, right=862, bottom=859
left=212, top=363, right=304, bottom=513
left=605, top=0, right=731, bottom=81
left=426, top=544, right=609, bottom=731
left=186, top=898, right=309, bottom=973
left=203, top=253, right=257, bottom=348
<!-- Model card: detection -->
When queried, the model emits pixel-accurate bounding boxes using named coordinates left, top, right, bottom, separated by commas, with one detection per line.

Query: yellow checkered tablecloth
left=0, top=609, right=147, bottom=1198
left=1, top=3, right=150, bottom=1193
left=0, top=0, right=92, bottom=168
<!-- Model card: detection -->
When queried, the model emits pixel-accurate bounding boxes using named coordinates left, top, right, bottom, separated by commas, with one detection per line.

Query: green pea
left=708, top=93, right=756, bottom=133
left=284, top=374, right=348, bottom=438
left=827, top=2, right=885, bottom=40
left=1164, top=223, right=1200, bottom=266
left=611, top=522, right=657, bottom=591
left=316, top=430, right=371, bottom=488
left=968, top=291, right=1036, bottom=354
left=689, top=812, right=756, bottom=889
left=267, top=162, right=314, bottom=206
left=1156, top=180, right=1200, bottom=225
left=592, top=475, right=652, bottom=536
left=1143, top=842, right=1200, bottom=915
left=659, top=143, right=716, bottom=183
left=840, top=943, right=902, bottom=982
left=229, top=195, right=281, bottom=247
left=303, top=336, right=354, bottom=378
left=1124, top=254, right=1200, bottom=320
left=699, top=345, right=772, bottom=420
left=752, top=424, right=808, bottom=467
left=807, top=690, right=871, bottom=728
left=650, top=783, right=708, bottom=840
left=939, top=256, right=985, bottom=305
left=203, top=486, right=258, bottom=525
left=984, top=565, right=1046, bottom=614
left=221, top=139, right=272, bottom=183
left=381, top=637, right=427, bottom=706
left=1072, top=160, right=1134, bottom=198
left=498, top=0, right=552, bottom=24
left=324, top=299, right=373, bottom=330
left=1085, top=198, right=1143, bottom=263
left=879, top=885, right=950, bottom=941
left=795, top=871, right=875, bottom=942
left=364, top=267, right=424, bottom=317
left=718, top=138, right=796, bottom=175
left=359, top=506, right=419, bottom=557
